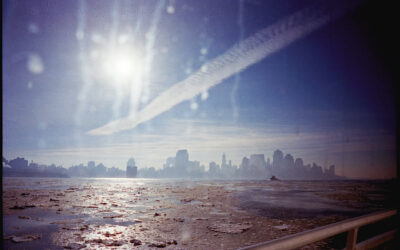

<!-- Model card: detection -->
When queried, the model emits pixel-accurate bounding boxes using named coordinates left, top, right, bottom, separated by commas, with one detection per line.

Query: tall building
left=283, top=154, right=294, bottom=169
left=247, top=154, right=268, bottom=178
left=126, top=157, right=137, bottom=178
left=175, top=149, right=189, bottom=173
left=241, top=157, right=250, bottom=171
left=326, top=165, right=335, bottom=177
left=249, top=154, right=266, bottom=168
left=209, top=161, right=220, bottom=176
left=8, top=157, right=28, bottom=169
left=221, top=153, right=234, bottom=177
left=88, top=161, right=95, bottom=168
left=272, top=150, right=284, bottom=169
left=163, top=157, right=175, bottom=169
left=222, top=153, right=227, bottom=168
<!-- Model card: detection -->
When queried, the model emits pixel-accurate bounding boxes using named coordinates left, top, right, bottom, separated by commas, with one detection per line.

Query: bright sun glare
left=102, top=47, right=143, bottom=83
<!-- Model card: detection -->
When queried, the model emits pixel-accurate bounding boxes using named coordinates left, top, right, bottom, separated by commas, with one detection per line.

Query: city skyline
left=3, top=0, right=397, bottom=179
left=3, top=116, right=396, bottom=179
left=3, top=148, right=344, bottom=180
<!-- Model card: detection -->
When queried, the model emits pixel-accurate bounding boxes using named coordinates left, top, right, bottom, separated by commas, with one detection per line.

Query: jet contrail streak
left=88, top=1, right=359, bottom=136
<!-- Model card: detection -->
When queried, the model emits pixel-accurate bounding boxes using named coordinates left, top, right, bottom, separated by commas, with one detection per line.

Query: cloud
left=88, top=1, right=359, bottom=136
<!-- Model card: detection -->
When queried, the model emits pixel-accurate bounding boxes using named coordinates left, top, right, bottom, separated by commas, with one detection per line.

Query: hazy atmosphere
left=3, top=1, right=399, bottom=249
left=3, top=0, right=398, bottom=179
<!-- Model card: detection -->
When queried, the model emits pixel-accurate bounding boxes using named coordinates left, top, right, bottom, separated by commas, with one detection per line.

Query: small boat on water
left=270, top=175, right=280, bottom=181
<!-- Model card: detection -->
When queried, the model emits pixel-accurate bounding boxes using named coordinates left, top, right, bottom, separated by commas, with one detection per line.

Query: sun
left=101, top=47, right=143, bottom=83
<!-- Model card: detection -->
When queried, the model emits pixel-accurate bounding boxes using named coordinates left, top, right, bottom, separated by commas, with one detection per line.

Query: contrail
left=88, top=0, right=360, bottom=136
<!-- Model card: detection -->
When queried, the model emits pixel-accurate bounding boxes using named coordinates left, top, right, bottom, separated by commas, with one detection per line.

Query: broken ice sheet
left=273, top=224, right=289, bottom=230
left=207, top=223, right=252, bottom=234
left=50, top=219, right=84, bottom=224
left=6, top=234, right=42, bottom=243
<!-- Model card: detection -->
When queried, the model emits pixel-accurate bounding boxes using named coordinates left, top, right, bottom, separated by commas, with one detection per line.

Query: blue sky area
left=3, top=0, right=398, bottom=178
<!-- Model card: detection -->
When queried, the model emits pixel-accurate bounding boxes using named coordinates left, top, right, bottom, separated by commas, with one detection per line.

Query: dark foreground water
left=2, top=178, right=398, bottom=249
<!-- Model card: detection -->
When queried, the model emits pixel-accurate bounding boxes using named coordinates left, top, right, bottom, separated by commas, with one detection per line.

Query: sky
left=3, top=0, right=398, bottom=179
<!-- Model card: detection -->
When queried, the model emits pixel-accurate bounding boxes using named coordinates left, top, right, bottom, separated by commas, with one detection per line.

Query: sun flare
left=102, top=47, right=143, bottom=83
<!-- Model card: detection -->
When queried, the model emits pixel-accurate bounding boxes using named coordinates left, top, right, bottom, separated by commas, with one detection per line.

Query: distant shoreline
left=3, top=175, right=398, bottom=182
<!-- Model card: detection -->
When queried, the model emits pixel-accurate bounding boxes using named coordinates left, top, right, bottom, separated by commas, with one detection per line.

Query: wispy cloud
left=88, top=1, right=359, bottom=136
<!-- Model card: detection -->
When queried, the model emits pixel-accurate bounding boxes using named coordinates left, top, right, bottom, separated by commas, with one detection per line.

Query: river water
left=2, top=178, right=398, bottom=249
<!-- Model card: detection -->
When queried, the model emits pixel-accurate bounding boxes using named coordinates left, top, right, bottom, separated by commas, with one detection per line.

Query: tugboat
left=270, top=175, right=280, bottom=181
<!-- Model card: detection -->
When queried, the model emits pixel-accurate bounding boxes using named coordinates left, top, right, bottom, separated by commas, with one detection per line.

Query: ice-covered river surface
left=2, top=178, right=398, bottom=249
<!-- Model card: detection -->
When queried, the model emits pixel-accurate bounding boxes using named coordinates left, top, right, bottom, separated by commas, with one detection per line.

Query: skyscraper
left=175, top=149, right=189, bottom=174
left=222, top=153, right=227, bottom=168
left=126, top=157, right=137, bottom=178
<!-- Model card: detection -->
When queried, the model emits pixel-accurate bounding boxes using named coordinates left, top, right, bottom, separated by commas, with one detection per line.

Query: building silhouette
left=126, top=157, right=138, bottom=178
